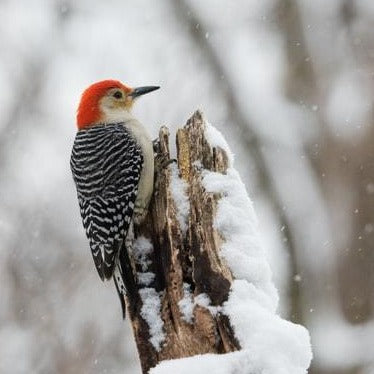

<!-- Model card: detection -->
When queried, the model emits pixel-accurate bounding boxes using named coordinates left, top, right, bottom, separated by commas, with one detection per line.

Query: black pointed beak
left=129, top=86, right=160, bottom=98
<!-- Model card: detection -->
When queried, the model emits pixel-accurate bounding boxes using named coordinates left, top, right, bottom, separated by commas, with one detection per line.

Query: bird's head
left=76, top=79, right=160, bottom=129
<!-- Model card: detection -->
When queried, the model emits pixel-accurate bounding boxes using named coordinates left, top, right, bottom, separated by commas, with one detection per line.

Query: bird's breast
left=122, top=120, right=154, bottom=210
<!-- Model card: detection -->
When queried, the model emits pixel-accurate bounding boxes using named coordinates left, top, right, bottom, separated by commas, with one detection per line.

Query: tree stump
left=123, top=111, right=240, bottom=373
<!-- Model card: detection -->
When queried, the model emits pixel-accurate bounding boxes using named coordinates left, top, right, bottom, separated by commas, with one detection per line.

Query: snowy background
left=0, top=0, right=373, bottom=373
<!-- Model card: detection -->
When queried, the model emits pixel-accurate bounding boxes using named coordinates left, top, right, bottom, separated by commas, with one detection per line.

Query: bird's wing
left=71, top=124, right=143, bottom=280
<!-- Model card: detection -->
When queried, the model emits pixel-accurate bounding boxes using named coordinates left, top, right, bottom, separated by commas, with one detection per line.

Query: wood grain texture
left=122, top=111, right=240, bottom=373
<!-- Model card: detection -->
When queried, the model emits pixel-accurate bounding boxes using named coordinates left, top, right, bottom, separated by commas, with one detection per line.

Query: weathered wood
left=123, top=111, right=240, bottom=373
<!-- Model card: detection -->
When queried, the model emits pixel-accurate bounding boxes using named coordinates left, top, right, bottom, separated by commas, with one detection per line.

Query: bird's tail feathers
left=91, top=236, right=136, bottom=319
left=91, top=244, right=105, bottom=281
left=114, top=266, right=127, bottom=319
left=114, top=240, right=137, bottom=319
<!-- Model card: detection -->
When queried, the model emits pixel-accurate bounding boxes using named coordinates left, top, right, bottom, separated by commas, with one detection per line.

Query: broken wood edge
left=125, top=111, right=241, bottom=373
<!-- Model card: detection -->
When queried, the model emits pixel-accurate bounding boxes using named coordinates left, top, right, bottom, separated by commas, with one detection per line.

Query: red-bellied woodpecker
left=70, top=79, right=159, bottom=318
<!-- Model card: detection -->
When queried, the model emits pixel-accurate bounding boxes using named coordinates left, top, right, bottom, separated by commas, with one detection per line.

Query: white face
left=99, top=88, right=134, bottom=124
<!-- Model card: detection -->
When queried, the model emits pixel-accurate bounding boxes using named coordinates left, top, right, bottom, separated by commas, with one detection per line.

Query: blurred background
left=0, top=0, right=373, bottom=373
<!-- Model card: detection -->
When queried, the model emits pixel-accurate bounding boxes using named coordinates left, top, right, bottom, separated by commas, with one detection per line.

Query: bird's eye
left=113, top=91, right=123, bottom=99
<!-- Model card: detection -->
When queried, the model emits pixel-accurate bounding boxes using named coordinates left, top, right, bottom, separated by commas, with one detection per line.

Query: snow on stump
left=123, top=111, right=312, bottom=374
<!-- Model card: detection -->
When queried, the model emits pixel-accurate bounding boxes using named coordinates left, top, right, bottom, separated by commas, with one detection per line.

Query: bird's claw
left=152, top=138, right=161, bottom=154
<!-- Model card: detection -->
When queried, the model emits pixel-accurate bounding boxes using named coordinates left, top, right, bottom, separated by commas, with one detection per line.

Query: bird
left=70, top=79, right=159, bottom=318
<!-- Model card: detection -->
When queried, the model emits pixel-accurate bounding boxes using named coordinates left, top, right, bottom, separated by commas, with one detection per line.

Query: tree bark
left=124, top=111, right=240, bottom=373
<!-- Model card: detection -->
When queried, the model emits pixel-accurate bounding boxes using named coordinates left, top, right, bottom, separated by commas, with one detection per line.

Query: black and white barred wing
left=70, top=123, right=143, bottom=280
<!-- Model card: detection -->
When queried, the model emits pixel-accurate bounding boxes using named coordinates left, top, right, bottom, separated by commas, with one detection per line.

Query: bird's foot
left=125, top=221, right=135, bottom=249
left=133, top=206, right=147, bottom=226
